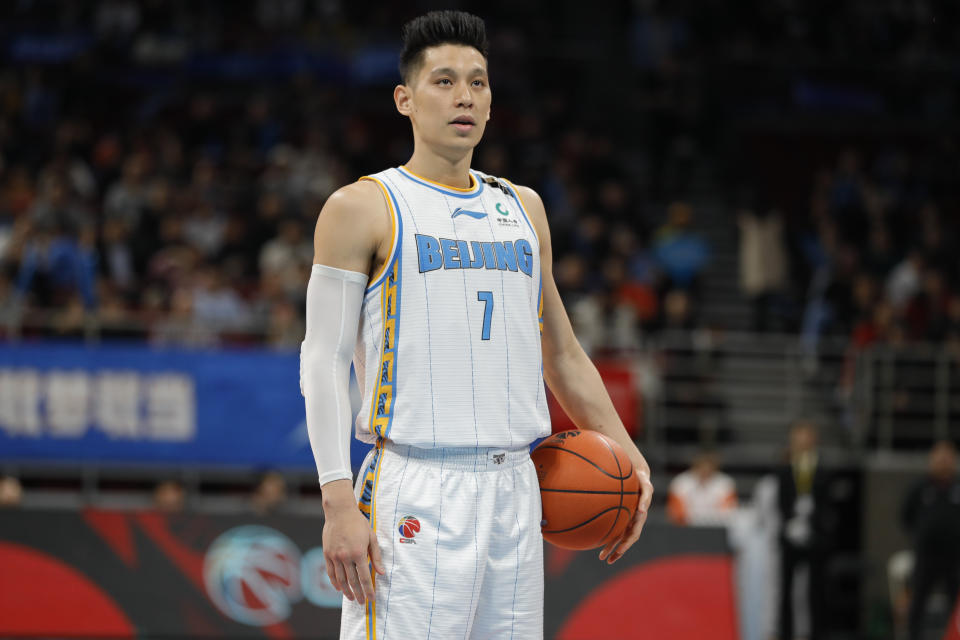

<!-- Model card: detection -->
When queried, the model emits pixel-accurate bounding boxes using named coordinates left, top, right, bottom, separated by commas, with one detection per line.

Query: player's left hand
left=599, top=467, right=653, bottom=564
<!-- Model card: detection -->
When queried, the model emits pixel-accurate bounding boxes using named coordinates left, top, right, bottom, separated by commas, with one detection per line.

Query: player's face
left=398, top=44, right=491, bottom=153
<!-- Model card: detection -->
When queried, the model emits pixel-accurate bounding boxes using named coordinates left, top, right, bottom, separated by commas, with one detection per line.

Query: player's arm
left=302, top=179, right=390, bottom=604
left=514, top=184, right=655, bottom=564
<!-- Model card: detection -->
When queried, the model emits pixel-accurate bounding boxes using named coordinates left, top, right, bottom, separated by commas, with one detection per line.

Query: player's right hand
left=321, top=480, right=386, bottom=605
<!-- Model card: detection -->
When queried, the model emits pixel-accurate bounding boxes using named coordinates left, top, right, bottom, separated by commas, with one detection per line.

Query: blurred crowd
left=796, top=150, right=960, bottom=354
left=0, top=0, right=720, bottom=350
left=737, top=147, right=960, bottom=346
left=3, top=0, right=960, bottom=353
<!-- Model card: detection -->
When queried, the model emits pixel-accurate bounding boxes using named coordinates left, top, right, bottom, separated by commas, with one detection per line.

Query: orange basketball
left=531, top=429, right=641, bottom=550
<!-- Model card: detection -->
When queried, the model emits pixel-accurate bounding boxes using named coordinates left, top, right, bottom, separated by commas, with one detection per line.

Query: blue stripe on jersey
left=397, top=166, right=486, bottom=199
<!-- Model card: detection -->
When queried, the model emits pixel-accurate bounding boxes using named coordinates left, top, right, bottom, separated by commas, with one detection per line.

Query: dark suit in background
left=901, top=441, right=960, bottom=640
left=777, top=429, right=833, bottom=640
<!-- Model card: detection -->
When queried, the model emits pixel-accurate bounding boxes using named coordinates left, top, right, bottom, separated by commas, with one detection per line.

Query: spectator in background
left=901, top=440, right=960, bottom=640
left=259, top=217, right=312, bottom=282
left=658, top=288, right=696, bottom=332
left=738, top=208, right=788, bottom=332
left=99, top=218, right=137, bottom=294
left=653, top=201, right=709, bottom=293
left=152, top=479, right=185, bottom=513
left=667, top=450, right=737, bottom=526
left=251, top=471, right=288, bottom=515
left=863, top=224, right=897, bottom=279
left=777, top=420, right=832, bottom=640
left=0, top=475, right=23, bottom=507
left=150, top=285, right=218, bottom=348
left=887, top=250, right=924, bottom=312
left=103, top=153, right=149, bottom=231
left=191, top=266, right=250, bottom=331
left=15, top=177, right=97, bottom=309
left=265, top=299, right=304, bottom=350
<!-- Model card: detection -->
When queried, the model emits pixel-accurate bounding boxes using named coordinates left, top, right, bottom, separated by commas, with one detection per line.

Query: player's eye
left=472, top=79, right=486, bottom=87
left=437, top=78, right=452, bottom=86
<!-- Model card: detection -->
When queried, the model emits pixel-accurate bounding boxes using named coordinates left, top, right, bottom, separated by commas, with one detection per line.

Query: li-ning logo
left=554, top=430, right=581, bottom=442
left=451, top=207, right=487, bottom=220
left=492, top=453, right=506, bottom=465
left=398, top=515, right=421, bottom=544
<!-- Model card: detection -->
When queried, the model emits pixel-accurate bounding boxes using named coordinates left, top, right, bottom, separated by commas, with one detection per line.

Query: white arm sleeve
left=299, top=263, right=368, bottom=487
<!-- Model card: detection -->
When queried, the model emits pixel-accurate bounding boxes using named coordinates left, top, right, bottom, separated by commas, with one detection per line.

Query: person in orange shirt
left=667, top=450, right=738, bottom=527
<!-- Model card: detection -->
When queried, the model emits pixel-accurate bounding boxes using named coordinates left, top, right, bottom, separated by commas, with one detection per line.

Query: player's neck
left=404, top=146, right=474, bottom=189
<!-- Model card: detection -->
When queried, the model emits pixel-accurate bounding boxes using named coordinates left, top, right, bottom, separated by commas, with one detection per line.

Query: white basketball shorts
left=340, top=439, right=544, bottom=640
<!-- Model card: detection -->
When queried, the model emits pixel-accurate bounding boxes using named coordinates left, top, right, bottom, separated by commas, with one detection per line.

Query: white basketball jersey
left=352, top=166, right=551, bottom=449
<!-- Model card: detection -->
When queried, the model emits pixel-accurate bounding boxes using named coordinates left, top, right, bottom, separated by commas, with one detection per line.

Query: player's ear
left=395, top=84, right=413, bottom=117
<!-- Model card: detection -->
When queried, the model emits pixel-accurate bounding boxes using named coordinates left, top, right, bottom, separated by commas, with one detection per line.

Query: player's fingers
left=345, top=561, right=366, bottom=605
left=356, top=558, right=376, bottom=604
left=333, top=560, right=354, bottom=601
left=324, top=553, right=340, bottom=591
left=369, top=530, right=386, bottom=576
left=608, top=510, right=647, bottom=564
left=637, top=473, right=654, bottom=513
left=598, top=536, right=619, bottom=561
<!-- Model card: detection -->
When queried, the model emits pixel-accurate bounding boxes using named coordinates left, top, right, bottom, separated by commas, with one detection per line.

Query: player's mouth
left=449, top=115, right=476, bottom=133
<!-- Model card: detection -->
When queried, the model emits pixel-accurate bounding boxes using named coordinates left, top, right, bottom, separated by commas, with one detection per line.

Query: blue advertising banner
left=0, top=343, right=372, bottom=469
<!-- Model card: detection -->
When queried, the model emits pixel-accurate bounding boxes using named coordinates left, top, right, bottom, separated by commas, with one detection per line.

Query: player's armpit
left=312, top=179, right=391, bottom=277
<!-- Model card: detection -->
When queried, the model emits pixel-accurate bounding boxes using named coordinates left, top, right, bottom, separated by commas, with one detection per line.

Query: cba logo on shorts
left=397, top=515, right=421, bottom=544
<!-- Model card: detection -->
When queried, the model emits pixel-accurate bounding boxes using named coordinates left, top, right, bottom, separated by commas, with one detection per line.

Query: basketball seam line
left=540, top=488, right=626, bottom=494
left=597, top=436, right=626, bottom=546
left=542, top=505, right=634, bottom=534
left=535, top=445, right=633, bottom=480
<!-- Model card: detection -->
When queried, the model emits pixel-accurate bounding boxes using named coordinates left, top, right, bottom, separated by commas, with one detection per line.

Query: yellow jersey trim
left=359, top=176, right=399, bottom=293
left=398, top=165, right=479, bottom=193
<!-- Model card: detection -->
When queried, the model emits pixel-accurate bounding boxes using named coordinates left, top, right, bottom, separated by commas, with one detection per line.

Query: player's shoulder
left=316, top=178, right=389, bottom=229
left=313, top=178, right=392, bottom=257
left=323, top=179, right=386, bottom=214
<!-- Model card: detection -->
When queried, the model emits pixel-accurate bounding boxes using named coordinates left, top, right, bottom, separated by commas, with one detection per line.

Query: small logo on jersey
left=494, top=202, right=519, bottom=227
left=492, top=452, right=506, bottom=465
left=398, top=515, right=421, bottom=543
left=451, top=207, right=488, bottom=220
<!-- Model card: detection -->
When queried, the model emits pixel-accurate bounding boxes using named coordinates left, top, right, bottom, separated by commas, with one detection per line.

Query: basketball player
left=299, top=11, right=654, bottom=638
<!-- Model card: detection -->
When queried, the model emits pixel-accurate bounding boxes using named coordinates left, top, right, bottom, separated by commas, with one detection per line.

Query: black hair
left=399, top=11, right=488, bottom=84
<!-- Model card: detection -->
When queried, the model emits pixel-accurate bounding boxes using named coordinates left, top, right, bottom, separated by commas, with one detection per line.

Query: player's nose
left=455, top=83, right=473, bottom=108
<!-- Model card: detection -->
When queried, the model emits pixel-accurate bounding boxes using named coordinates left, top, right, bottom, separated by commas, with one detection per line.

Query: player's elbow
left=299, top=337, right=350, bottom=398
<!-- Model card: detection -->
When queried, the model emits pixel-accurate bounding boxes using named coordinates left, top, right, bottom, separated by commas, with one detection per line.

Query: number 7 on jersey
left=477, top=290, right=494, bottom=340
